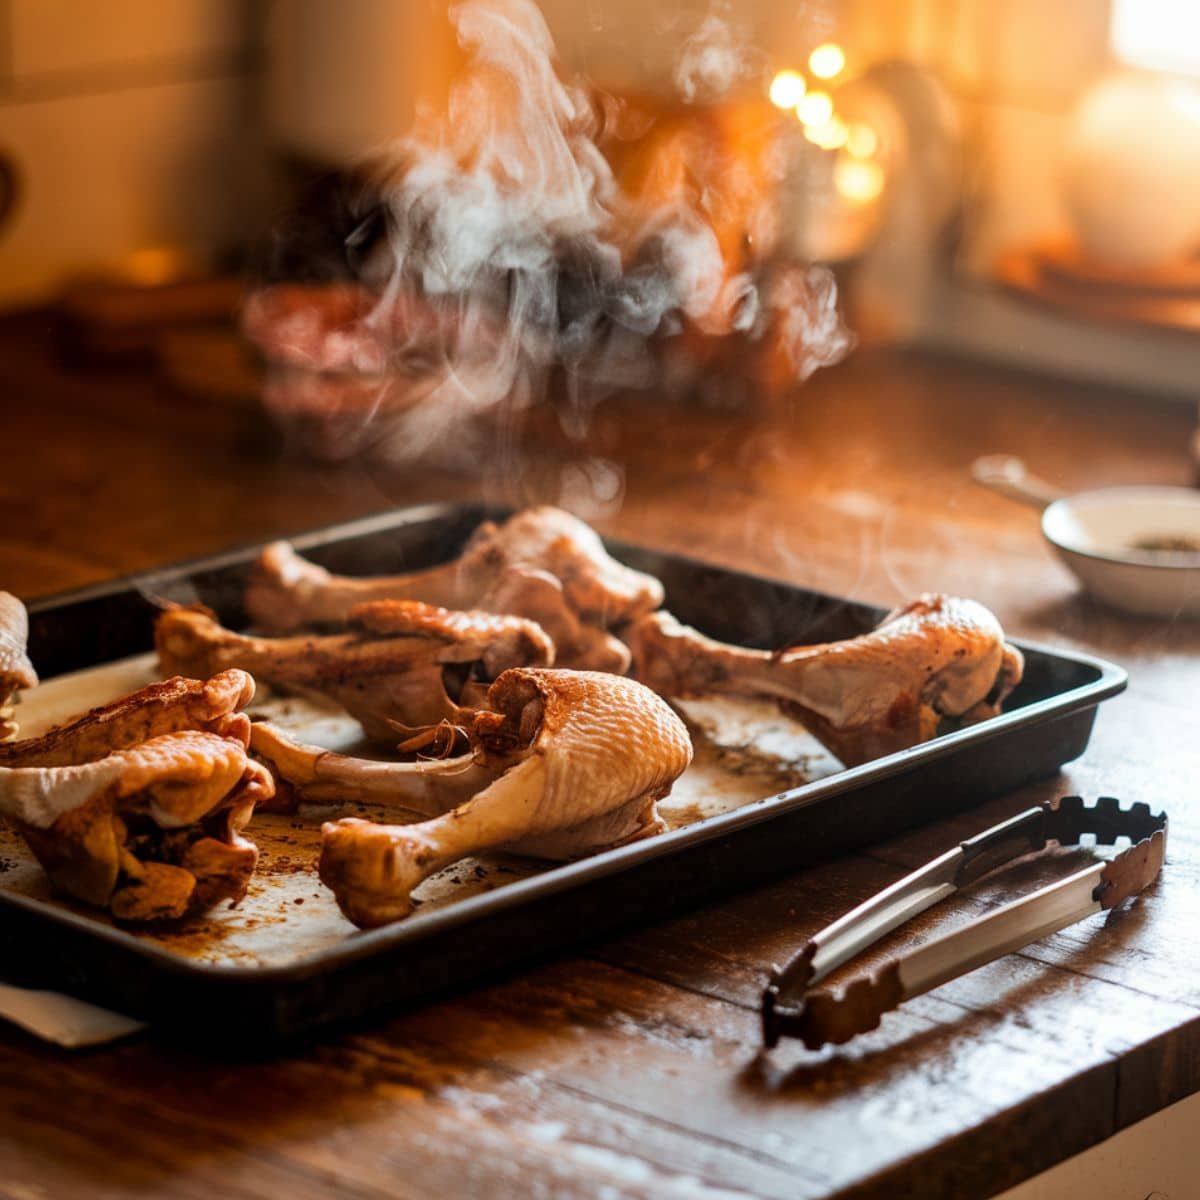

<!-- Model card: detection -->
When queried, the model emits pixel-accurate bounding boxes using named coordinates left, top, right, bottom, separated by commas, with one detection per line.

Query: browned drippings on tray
left=1, top=657, right=837, bottom=967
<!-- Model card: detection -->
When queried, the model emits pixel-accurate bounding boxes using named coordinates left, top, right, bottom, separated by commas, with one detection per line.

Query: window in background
left=1110, top=0, right=1200, bottom=76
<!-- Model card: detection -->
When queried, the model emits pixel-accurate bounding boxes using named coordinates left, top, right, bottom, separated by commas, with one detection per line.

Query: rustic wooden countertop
left=5, top=309, right=1200, bottom=1199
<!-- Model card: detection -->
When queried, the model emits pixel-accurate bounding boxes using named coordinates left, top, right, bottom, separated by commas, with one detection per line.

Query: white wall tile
left=0, top=75, right=264, bottom=306
left=10, top=0, right=249, bottom=81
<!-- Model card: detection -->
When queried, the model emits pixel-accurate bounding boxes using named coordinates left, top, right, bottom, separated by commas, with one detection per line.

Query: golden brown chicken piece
left=0, top=669, right=255, bottom=768
left=0, top=729, right=273, bottom=921
left=245, top=506, right=663, bottom=635
left=627, top=594, right=1024, bottom=767
left=0, top=592, right=38, bottom=740
left=477, top=565, right=632, bottom=673
left=249, top=542, right=630, bottom=672
left=156, top=601, right=554, bottom=743
left=318, top=667, right=693, bottom=928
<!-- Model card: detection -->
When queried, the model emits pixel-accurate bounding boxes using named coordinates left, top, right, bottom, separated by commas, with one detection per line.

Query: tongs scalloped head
left=761, top=795, right=1167, bottom=1050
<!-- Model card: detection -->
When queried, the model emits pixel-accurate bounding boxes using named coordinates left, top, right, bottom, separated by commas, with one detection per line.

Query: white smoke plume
left=674, top=13, right=752, bottom=104
left=247, top=0, right=854, bottom=469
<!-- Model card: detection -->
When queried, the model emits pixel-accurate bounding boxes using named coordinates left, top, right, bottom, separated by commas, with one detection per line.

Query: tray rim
left=8, top=501, right=1128, bottom=986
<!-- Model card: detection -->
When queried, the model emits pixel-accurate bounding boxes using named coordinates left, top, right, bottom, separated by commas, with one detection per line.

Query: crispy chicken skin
left=1, top=729, right=273, bottom=921
left=0, top=669, right=255, bottom=768
left=156, top=601, right=554, bottom=742
left=627, top=594, right=1024, bottom=767
left=0, top=592, right=38, bottom=739
left=245, top=505, right=663, bottom=636
left=318, top=668, right=693, bottom=927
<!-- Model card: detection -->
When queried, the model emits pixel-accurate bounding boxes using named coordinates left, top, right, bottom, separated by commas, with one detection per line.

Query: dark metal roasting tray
left=6, top=502, right=1126, bottom=1045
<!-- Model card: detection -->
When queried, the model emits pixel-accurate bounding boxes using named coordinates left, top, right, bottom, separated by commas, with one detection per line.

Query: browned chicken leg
left=318, top=668, right=693, bottom=927
left=156, top=601, right=554, bottom=742
left=627, top=594, right=1024, bottom=767
left=1, top=729, right=273, bottom=921
left=245, top=505, right=663, bottom=634
left=0, top=592, right=38, bottom=739
left=248, top=543, right=631, bottom=674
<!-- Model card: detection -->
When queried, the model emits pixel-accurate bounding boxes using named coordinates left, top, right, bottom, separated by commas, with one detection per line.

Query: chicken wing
left=156, top=601, right=554, bottom=742
left=0, top=669, right=256, bottom=768
left=1, top=729, right=273, bottom=921
left=245, top=506, right=663, bottom=634
left=318, top=668, right=693, bottom=927
left=627, top=594, right=1024, bottom=767
left=0, top=592, right=38, bottom=740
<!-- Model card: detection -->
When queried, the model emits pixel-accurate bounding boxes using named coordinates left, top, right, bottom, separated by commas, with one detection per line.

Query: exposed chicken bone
left=249, top=721, right=498, bottom=817
left=627, top=594, right=1024, bottom=767
left=156, top=602, right=553, bottom=743
left=245, top=506, right=663, bottom=635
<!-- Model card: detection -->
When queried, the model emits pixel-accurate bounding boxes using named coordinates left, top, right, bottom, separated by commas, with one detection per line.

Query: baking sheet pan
left=3, top=503, right=1126, bottom=1044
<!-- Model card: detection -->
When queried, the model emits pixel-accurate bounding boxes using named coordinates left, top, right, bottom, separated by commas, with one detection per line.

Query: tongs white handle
left=762, top=796, right=1166, bottom=1050
left=802, top=804, right=1052, bottom=988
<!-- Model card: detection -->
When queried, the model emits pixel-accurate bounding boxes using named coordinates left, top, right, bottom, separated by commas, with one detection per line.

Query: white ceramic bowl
left=1042, top=487, right=1200, bottom=617
left=973, top=457, right=1200, bottom=617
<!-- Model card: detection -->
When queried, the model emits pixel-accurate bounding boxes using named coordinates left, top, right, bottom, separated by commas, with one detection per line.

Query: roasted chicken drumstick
left=627, top=594, right=1024, bottom=767
left=249, top=543, right=631, bottom=672
left=156, top=601, right=553, bottom=741
left=318, top=668, right=693, bottom=927
left=245, top=505, right=663, bottom=635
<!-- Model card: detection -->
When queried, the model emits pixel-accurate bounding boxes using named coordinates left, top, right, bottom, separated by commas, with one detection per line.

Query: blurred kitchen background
left=2, top=0, right=1198, bottom=427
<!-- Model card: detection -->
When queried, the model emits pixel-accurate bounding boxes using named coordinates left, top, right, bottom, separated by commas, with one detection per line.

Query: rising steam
left=246, top=0, right=854, bottom=467
left=674, top=12, right=753, bottom=104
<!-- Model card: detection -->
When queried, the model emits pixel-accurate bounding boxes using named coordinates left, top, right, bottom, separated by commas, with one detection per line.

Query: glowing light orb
left=834, top=158, right=885, bottom=203
left=769, top=70, right=807, bottom=109
left=797, top=90, right=834, bottom=126
left=805, top=115, right=849, bottom=150
left=846, top=123, right=878, bottom=159
left=809, top=43, right=846, bottom=80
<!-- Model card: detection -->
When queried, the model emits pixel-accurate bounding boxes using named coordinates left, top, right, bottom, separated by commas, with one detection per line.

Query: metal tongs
left=761, top=796, right=1167, bottom=1050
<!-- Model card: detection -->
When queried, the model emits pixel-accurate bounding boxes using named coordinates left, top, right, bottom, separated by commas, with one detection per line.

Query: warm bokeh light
left=769, top=69, right=807, bottom=109
left=846, top=123, right=879, bottom=159
left=805, top=115, right=849, bottom=150
left=125, top=245, right=195, bottom=286
left=809, top=43, right=846, bottom=80
left=796, top=90, right=834, bottom=126
left=834, top=157, right=885, bottom=203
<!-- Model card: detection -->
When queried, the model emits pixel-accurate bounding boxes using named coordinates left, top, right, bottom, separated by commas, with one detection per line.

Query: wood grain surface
left=4, top=308, right=1199, bottom=1198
